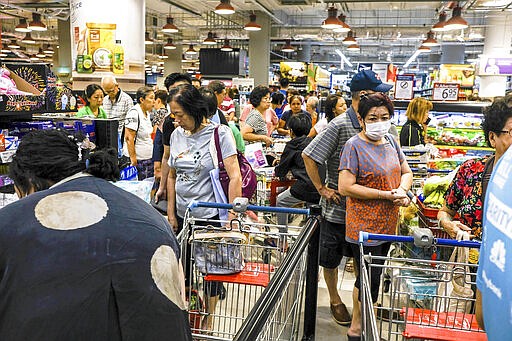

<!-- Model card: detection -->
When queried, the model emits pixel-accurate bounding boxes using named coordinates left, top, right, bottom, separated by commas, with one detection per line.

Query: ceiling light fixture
left=342, top=31, right=357, bottom=45
left=36, top=48, right=46, bottom=58
left=334, top=48, right=353, bottom=67
left=444, top=3, right=469, bottom=30
left=7, top=41, right=21, bottom=49
left=145, top=32, right=154, bottom=45
left=43, top=45, right=54, bottom=54
left=162, top=16, right=179, bottom=33
left=418, top=44, right=431, bottom=52
left=432, top=12, right=449, bottom=32
left=29, top=54, right=40, bottom=61
left=15, top=18, right=31, bottom=33
left=333, top=14, right=351, bottom=33
left=214, top=0, right=235, bottom=15
left=321, top=6, right=343, bottom=30
left=0, top=48, right=11, bottom=53
left=422, top=31, right=439, bottom=46
left=347, top=44, right=360, bottom=51
left=281, top=39, right=295, bottom=53
left=220, top=38, right=233, bottom=52
left=185, top=44, right=197, bottom=55
left=164, top=38, right=177, bottom=50
left=0, top=52, right=7, bottom=58
left=244, top=14, right=262, bottom=31
left=22, top=32, right=36, bottom=44
left=28, top=13, right=47, bottom=32
left=203, top=32, right=217, bottom=45
left=404, top=50, right=422, bottom=68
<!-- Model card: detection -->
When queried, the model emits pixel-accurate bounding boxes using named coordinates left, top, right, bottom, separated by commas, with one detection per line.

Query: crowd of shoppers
left=7, top=66, right=510, bottom=341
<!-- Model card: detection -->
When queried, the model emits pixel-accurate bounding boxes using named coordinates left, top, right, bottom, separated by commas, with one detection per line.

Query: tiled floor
left=316, top=260, right=357, bottom=341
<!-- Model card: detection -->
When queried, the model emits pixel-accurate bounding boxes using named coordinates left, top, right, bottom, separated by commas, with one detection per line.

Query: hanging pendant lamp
left=321, top=6, right=343, bottom=30
left=162, top=16, right=179, bottom=33
left=432, top=12, right=449, bottom=32
left=342, top=31, right=357, bottom=45
left=244, top=14, right=262, bottom=31
left=221, top=38, right=233, bottom=52
left=333, top=14, right=351, bottom=33
left=444, top=4, right=469, bottom=30
left=28, top=13, right=47, bottom=31
left=214, top=0, right=235, bottom=15
left=281, top=39, right=295, bottom=53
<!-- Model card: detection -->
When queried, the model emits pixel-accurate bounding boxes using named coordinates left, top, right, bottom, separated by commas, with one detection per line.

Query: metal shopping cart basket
left=177, top=198, right=322, bottom=341
left=359, top=230, right=487, bottom=341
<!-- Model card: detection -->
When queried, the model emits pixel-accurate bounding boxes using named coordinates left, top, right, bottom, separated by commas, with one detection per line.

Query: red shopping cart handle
left=401, top=308, right=487, bottom=341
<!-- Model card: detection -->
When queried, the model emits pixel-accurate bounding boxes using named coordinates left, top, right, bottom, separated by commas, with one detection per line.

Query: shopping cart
left=359, top=230, right=487, bottom=341
left=178, top=199, right=321, bottom=341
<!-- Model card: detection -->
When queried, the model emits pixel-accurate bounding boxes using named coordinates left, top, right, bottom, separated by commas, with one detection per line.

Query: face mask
left=364, top=120, right=391, bottom=141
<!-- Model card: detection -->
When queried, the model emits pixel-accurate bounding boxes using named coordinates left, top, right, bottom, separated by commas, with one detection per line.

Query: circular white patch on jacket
left=151, top=245, right=186, bottom=310
left=35, top=191, right=108, bottom=230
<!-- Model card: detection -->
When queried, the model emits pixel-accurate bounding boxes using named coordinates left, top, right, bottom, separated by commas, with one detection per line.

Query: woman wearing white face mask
left=337, top=92, right=413, bottom=340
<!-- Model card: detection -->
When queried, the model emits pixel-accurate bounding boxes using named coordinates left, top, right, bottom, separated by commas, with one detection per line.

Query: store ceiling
left=0, top=0, right=511, bottom=71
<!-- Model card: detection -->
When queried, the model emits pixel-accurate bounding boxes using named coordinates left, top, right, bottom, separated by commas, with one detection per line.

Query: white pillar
left=479, top=13, right=512, bottom=98
left=248, top=12, right=271, bottom=86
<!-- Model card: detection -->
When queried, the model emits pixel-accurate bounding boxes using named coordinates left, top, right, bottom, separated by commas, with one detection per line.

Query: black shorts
left=319, top=219, right=354, bottom=269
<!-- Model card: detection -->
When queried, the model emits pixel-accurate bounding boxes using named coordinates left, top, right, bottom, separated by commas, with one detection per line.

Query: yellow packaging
left=86, top=22, right=116, bottom=70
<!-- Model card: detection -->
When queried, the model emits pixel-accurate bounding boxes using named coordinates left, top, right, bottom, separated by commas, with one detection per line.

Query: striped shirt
left=302, top=106, right=361, bottom=224
left=103, top=90, right=134, bottom=132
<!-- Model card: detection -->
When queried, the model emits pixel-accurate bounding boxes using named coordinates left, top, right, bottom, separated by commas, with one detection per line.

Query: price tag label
left=433, top=83, right=460, bottom=101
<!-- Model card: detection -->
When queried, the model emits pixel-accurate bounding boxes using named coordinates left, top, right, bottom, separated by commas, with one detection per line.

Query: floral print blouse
left=444, top=157, right=490, bottom=240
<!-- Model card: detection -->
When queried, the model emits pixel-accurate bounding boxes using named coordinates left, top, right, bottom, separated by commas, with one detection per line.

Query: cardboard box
left=0, top=68, right=45, bottom=113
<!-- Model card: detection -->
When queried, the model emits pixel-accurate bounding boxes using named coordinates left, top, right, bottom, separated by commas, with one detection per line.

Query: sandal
left=345, top=258, right=355, bottom=273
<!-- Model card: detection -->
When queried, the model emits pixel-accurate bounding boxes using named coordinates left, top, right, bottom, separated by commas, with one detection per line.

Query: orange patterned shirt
left=339, top=135, right=405, bottom=244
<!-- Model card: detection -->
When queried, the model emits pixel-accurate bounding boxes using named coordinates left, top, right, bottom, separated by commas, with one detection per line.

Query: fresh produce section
left=425, top=128, right=486, bottom=147
left=421, top=172, right=455, bottom=209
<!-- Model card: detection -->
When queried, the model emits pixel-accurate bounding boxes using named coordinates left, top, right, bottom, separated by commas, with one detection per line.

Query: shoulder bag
left=212, top=125, right=257, bottom=199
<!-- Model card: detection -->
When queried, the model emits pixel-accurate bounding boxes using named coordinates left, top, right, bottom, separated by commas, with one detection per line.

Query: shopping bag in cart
left=437, top=231, right=474, bottom=313
left=192, top=230, right=247, bottom=275
left=186, top=289, right=204, bottom=330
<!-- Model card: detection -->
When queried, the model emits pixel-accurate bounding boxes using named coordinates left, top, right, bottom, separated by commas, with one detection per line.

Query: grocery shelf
left=433, top=144, right=493, bottom=151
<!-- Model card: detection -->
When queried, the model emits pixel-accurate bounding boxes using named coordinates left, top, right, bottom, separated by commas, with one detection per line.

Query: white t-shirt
left=123, top=104, right=153, bottom=160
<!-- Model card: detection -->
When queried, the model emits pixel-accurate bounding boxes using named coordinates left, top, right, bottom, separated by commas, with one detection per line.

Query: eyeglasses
left=500, top=129, right=512, bottom=137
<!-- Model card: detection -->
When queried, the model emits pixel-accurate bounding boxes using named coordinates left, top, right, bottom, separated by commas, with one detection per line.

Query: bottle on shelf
left=113, top=40, right=124, bottom=75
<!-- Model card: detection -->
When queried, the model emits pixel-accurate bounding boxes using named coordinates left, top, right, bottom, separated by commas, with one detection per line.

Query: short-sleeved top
left=280, top=110, right=311, bottom=130
left=102, top=89, right=134, bottom=131
left=76, top=105, right=107, bottom=119
left=477, top=148, right=512, bottom=341
left=339, top=134, right=405, bottom=244
left=0, top=174, right=191, bottom=340
left=245, top=109, right=268, bottom=137
left=219, top=97, right=235, bottom=117
left=162, top=115, right=176, bottom=147
left=302, top=106, right=361, bottom=224
left=444, top=157, right=491, bottom=240
left=168, top=123, right=237, bottom=218
left=123, top=104, right=153, bottom=161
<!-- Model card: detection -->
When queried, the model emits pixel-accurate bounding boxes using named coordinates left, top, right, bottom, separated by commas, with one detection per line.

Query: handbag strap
left=214, top=126, right=226, bottom=171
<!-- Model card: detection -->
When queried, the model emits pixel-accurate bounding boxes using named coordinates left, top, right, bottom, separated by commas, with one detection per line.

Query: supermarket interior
left=0, top=0, right=512, bottom=340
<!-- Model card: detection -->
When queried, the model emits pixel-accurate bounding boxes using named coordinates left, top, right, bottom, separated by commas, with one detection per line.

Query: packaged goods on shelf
left=426, top=129, right=485, bottom=147
left=0, top=67, right=45, bottom=113
left=256, top=167, right=274, bottom=206
left=4, top=63, right=76, bottom=113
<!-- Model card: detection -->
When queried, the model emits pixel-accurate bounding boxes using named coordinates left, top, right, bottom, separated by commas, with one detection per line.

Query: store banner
left=479, top=55, right=512, bottom=75
left=69, top=0, right=144, bottom=81
left=315, top=66, right=331, bottom=89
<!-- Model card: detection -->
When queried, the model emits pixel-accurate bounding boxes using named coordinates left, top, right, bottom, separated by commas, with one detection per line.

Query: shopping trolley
left=178, top=198, right=320, bottom=341
left=359, top=230, right=487, bottom=341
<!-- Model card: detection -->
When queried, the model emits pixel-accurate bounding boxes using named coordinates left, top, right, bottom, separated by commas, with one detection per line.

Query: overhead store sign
left=479, top=56, right=512, bottom=75
left=433, top=83, right=460, bottom=101
left=280, top=62, right=307, bottom=88
left=394, top=74, right=414, bottom=100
